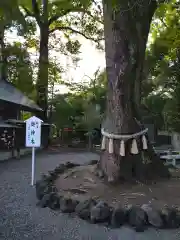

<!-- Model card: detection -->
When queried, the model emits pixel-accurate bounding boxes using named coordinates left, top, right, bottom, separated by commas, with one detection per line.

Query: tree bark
left=36, top=0, right=49, bottom=121
left=0, top=26, right=7, bottom=80
left=36, top=23, right=49, bottom=121
left=98, top=0, right=169, bottom=183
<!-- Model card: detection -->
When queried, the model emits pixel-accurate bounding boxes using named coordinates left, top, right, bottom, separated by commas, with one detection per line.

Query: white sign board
left=25, top=116, right=42, bottom=147
left=25, top=116, right=43, bottom=186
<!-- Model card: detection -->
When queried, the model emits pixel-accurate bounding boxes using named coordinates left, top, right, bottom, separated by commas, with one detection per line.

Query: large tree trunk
left=0, top=26, right=7, bottom=80
left=0, top=28, right=3, bottom=80
left=98, top=0, right=169, bottom=183
left=36, top=24, right=49, bottom=121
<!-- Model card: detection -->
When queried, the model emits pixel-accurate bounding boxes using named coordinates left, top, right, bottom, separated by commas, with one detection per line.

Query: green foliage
left=4, top=42, right=35, bottom=98
left=17, top=18, right=37, bottom=37
left=80, top=102, right=103, bottom=131
left=48, top=59, right=63, bottom=86
left=144, top=0, right=180, bottom=132
left=21, top=111, right=32, bottom=120
left=13, top=0, right=104, bottom=117
left=163, top=94, right=180, bottom=132
left=63, top=69, right=107, bottom=112
left=4, top=0, right=180, bottom=135
left=0, top=0, right=27, bottom=34
left=148, top=0, right=180, bottom=78
left=50, top=93, right=75, bottom=129
left=19, top=0, right=103, bottom=51
left=65, top=40, right=81, bottom=54
left=49, top=69, right=106, bottom=131
left=143, top=92, right=168, bottom=129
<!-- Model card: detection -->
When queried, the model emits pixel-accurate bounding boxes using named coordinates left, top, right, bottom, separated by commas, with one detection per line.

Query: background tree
left=0, top=0, right=26, bottom=79
left=81, top=103, right=101, bottom=148
left=50, top=93, right=74, bottom=131
left=4, top=42, right=35, bottom=97
left=19, top=0, right=103, bottom=120
left=48, top=57, right=64, bottom=119
left=146, top=0, right=180, bottom=131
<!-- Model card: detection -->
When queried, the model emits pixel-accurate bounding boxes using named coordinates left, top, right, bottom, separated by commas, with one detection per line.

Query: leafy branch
left=21, top=6, right=35, bottom=18
left=21, top=0, right=41, bottom=25
left=48, top=8, right=85, bottom=26
left=48, top=9, right=103, bottom=26
left=49, top=26, right=104, bottom=42
left=31, top=0, right=41, bottom=25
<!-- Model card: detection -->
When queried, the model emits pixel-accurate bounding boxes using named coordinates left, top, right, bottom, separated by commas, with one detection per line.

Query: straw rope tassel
left=142, top=135, right=148, bottom=150
left=131, top=139, right=139, bottom=154
left=119, top=140, right=125, bottom=156
left=108, top=138, right=114, bottom=153
left=101, top=136, right=106, bottom=150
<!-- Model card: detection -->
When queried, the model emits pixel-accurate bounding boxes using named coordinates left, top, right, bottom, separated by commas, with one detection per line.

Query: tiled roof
left=0, top=79, right=41, bottom=111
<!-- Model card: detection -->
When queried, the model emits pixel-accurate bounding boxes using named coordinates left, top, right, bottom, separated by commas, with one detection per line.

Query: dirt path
left=0, top=151, right=180, bottom=240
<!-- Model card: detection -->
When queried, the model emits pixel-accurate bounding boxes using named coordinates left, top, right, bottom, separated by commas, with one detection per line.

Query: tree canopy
left=1, top=0, right=180, bottom=134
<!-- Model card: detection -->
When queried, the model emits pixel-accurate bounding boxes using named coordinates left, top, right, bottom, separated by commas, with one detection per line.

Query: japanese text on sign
left=25, top=116, right=42, bottom=147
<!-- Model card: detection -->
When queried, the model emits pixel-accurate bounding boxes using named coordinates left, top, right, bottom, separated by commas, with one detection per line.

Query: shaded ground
left=0, top=150, right=180, bottom=239
left=56, top=165, right=180, bottom=209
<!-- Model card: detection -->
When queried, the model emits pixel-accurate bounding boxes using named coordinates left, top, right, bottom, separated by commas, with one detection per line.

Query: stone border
left=35, top=161, right=180, bottom=232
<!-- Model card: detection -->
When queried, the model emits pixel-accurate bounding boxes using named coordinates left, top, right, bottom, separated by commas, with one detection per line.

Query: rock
left=68, top=188, right=87, bottom=194
left=36, top=193, right=52, bottom=208
left=111, top=206, right=127, bottom=227
left=160, top=207, right=180, bottom=229
left=54, top=164, right=66, bottom=174
left=35, top=180, right=49, bottom=200
left=48, top=193, right=60, bottom=210
left=41, top=174, right=51, bottom=182
left=50, top=185, right=58, bottom=193
left=75, top=199, right=97, bottom=221
left=128, top=206, right=147, bottom=232
left=52, top=162, right=79, bottom=176
left=65, top=162, right=80, bottom=169
left=90, top=201, right=111, bottom=223
left=35, top=178, right=57, bottom=201
left=36, top=192, right=60, bottom=210
left=60, top=197, right=79, bottom=213
left=141, top=204, right=163, bottom=228
left=48, top=170, right=58, bottom=180
left=41, top=173, right=56, bottom=183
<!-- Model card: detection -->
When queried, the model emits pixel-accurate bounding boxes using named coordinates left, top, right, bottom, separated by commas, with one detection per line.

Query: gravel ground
left=0, top=151, right=180, bottom=240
